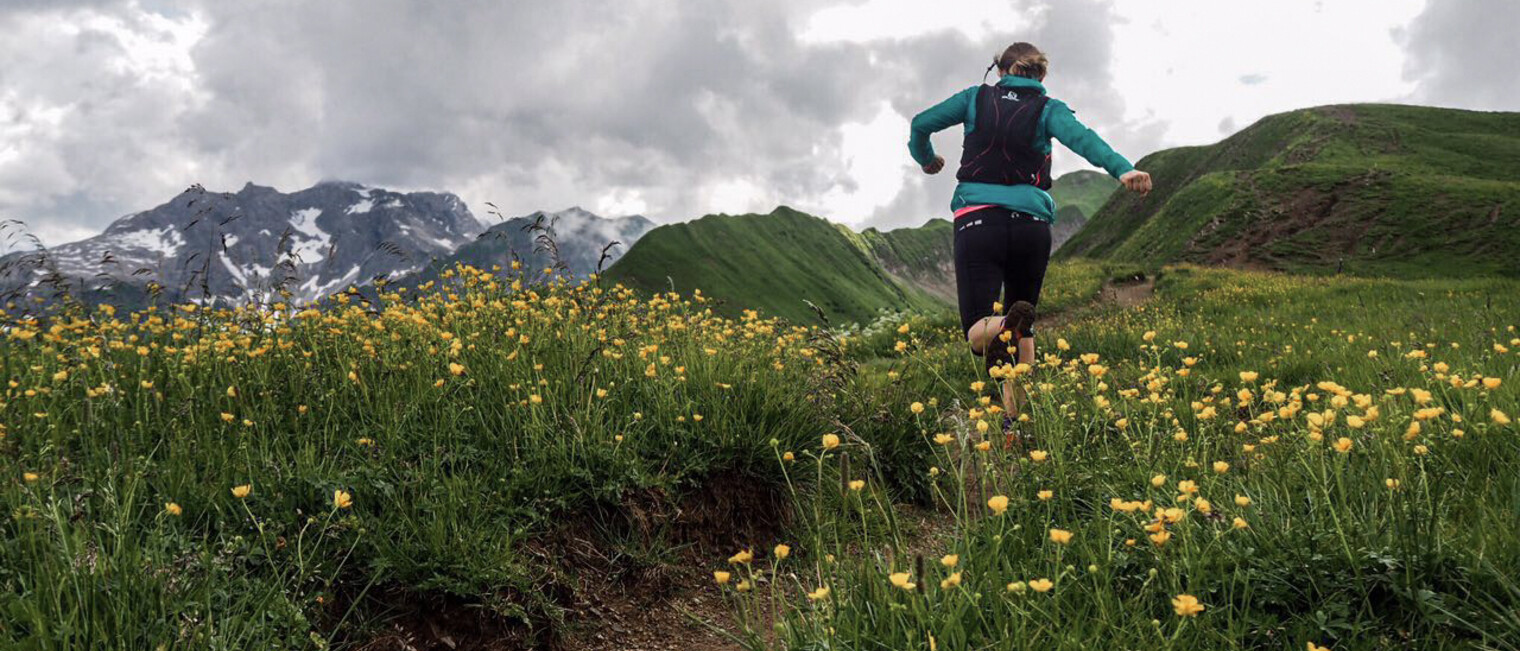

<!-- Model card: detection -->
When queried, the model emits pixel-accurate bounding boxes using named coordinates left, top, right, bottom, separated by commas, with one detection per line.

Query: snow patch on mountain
left=114, top=226, right=184, bottom=256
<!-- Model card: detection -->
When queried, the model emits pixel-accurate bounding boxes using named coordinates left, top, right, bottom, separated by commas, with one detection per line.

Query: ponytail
left=995, top=42, right=1048, bottom=81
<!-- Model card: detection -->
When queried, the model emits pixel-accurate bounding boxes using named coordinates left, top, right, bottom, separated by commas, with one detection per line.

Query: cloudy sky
left=2, top=0, right=1515, bottom=246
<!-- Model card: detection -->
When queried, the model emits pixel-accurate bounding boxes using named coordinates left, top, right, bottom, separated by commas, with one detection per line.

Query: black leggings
left=953, top=206, right=1052, bottom=337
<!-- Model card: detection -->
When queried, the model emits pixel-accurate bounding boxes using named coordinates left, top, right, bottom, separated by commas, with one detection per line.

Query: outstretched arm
left=1046, top=101, right=1151, bottom=195
left=908, top=87, right=977, bottom=173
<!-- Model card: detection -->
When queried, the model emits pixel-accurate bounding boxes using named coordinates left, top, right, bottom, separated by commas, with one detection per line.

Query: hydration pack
left=956, top=85, right=1052, bottom=190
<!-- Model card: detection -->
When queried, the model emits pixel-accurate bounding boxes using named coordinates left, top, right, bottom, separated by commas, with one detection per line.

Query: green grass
left=0, top=270, right=854, bottom=647
left=719, top=264, right=1520, bottom=650
left=4, top=259, right=1518, bottom=649
left=1060, top=104, right=1520, bottom=277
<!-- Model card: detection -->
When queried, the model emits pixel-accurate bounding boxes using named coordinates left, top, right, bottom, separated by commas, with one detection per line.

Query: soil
left=1041, top=275, right=1156, bottom=330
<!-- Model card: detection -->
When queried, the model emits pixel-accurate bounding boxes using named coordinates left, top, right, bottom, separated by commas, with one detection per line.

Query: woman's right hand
left=1120, top=170, right=1152, bottom=196
left=922, top=155, right=945, bottom=175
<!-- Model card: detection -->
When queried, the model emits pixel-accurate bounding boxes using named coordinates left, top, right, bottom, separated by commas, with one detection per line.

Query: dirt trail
left=558, top=275, right=1158, bottom=651
left=1041, top=275, right=1155, bottom=330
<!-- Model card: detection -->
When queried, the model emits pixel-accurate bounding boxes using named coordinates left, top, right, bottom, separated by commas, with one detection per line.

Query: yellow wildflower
left=889, top=572, right=916, bottom=591
left=1172, top=594, right=1205, bottom=617
left=987, top=495, right=1009, bottom=515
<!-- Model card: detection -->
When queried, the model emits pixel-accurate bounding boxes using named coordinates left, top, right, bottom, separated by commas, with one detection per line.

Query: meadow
left=1, top=259, right=1516, bottom=650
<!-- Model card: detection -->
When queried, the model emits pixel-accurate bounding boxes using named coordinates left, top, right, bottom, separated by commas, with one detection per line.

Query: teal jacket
left=908, top=75, right=1134, bottom=222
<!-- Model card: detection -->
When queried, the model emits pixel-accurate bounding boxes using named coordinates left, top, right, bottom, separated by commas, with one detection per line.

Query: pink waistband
left=953, top=204, right=997, bottom=219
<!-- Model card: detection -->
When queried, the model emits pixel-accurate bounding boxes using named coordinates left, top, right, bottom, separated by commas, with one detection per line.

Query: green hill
left=1047, top=170, right=1117, bottom=249
left=603, top=207, right=949, bottom=324
left=1049, top=169, right=1118, bottom=219
left=1059, top=104, right=1520, bottom=277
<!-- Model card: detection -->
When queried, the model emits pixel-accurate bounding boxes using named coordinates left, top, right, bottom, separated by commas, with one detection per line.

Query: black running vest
left=955, top=85, right=1052, bottom=190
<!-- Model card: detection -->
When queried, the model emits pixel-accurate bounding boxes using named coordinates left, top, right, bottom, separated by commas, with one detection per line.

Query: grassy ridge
left=604, top=171, right=1117, bottom=325
left=1060, top=104, right=1520, bottom=276
left=1047, top=169, right=1118, bottom=220
left=603, top=207, right=946, bottom=324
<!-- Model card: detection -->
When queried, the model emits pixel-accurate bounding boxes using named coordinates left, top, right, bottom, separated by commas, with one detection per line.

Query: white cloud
left=1109, top=0, right=1425, bottom=146
left=800, top=0, right=1035, bottom=44
left=807, top=102, right=915, bottom=224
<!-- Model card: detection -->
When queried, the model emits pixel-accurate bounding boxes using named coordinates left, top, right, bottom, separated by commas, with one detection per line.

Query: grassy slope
left=1049, top=170, right=1118, bottom=249
left=1049, top=169, right=1119, bottom=219
left=603, top=207, right=946, bottom=324
left=853, top=219, right=955, bottom=303
left=1059, top=104, right=1520, bottom=276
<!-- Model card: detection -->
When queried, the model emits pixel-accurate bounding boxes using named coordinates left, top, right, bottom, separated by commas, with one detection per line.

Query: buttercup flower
left=889, top=572, right=916, bottom=591
left=1172, top=594, right=1205, bottom=617
left=987, top=495, right=1009, bottom=515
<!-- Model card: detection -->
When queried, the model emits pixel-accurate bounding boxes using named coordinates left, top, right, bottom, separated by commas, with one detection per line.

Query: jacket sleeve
left=908, top=87, right=977, bottom=168
left=1044, top=100, right=1136, bottom=179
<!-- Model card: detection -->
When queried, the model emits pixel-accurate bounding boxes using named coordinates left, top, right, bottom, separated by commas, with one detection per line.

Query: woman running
left=908, top=42, right=1151, bottom=413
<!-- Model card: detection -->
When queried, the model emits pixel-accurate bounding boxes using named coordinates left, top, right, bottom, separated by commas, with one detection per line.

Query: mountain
left=1, top=181, right=484, bottom=306
left=1048, top=170, right=1117, bottom=250
left=1059, top=104, right=1520, bottom=277
left=603, top=207, right=949, bottom=324
left=402, top=207, right=653, bottom=286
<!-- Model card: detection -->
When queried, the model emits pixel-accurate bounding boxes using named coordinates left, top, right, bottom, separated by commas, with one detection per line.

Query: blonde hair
left=997, top=42, right=1048, bottom=81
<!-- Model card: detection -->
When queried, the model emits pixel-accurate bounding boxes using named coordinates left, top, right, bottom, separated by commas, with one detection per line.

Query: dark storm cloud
left=1401, top=0, right=1520, bottom=110
left=2, top=0, right=1154, bottom=241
